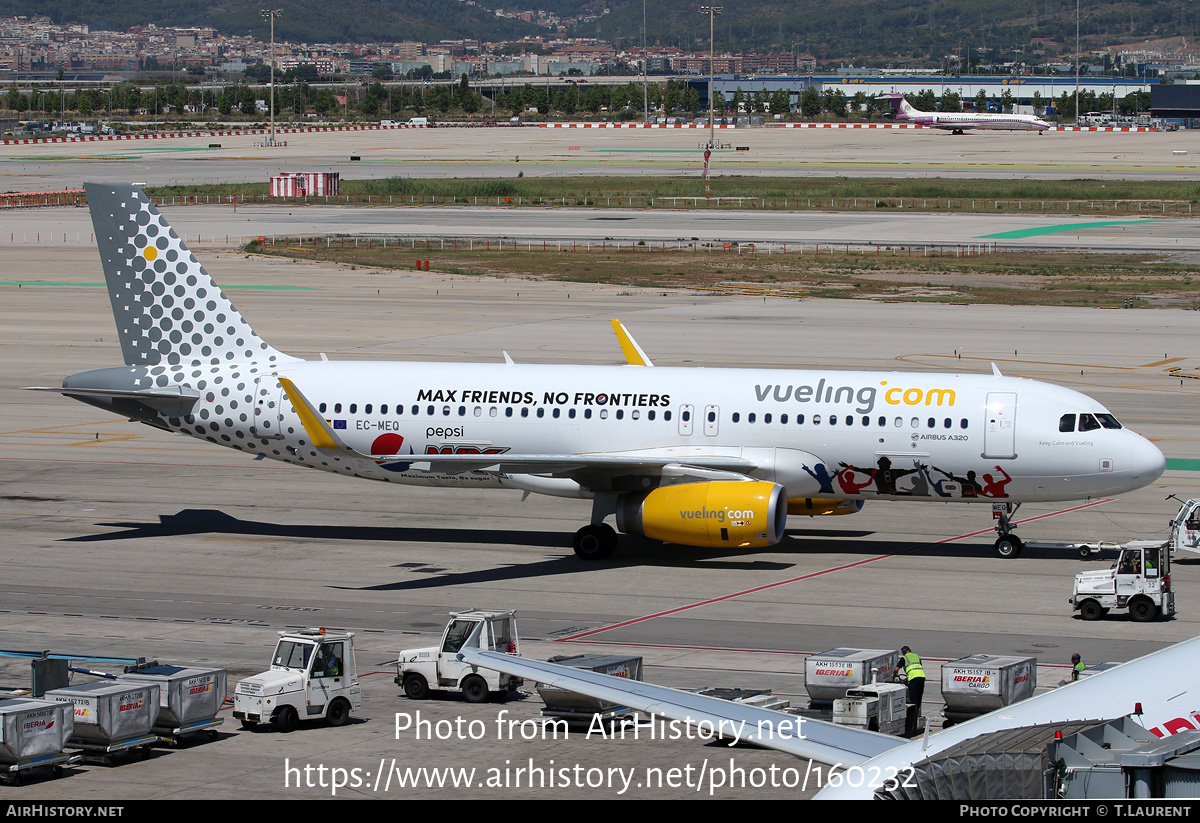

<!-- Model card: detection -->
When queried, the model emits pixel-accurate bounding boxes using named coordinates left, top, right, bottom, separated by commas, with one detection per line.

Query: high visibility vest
left=901, top=652, right=925, bottom=680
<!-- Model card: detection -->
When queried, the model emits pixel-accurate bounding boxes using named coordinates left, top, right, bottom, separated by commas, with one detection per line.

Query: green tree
left=800, top=87, right=820, bottom=117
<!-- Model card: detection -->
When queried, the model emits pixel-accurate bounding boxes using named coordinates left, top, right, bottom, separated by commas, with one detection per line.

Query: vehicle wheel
left=573, top=523, right=617, bottom=560
left=462, top=675, right=489, bottom=704
left=326, top=698, right=351, bottom=727
left=403, top=673, right=430, bottom=700
left=275, top=705, right=299, bottom=734
left=1130, top=597, right=1157, bottom=623
left=1079, top=599, right=1104, bottom=621
left=1079, top=546, right=1093, bottom=559
left=240, top=719, right=259, bottom=730
left=994, top=535, right=1023, bottom=559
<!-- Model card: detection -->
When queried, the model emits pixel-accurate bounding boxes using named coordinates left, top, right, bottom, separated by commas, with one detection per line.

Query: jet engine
left=787, top=498, right=865, bottom=516
left=616, top=480, right=787, bottom=548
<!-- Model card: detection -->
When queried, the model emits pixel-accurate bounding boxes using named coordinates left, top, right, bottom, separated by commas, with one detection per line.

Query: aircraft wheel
left=994, top=535, right=1023, bottom=559
left=573, top=524, right=617, bottom=560
left=274, top=705, right=299, bottom=734
left=462, top=675, right=489, bottom=704
left=1130, top=596, right=1157, bottom=623
left=403, top=673, right=430, bottom=700
left=1079, top=599, right=1104, bottom=621
left=326, top=698, right=351, bottom=727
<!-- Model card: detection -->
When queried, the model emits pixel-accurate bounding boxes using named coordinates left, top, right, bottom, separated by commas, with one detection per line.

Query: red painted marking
left=556, top=498, right=1113, bottom=642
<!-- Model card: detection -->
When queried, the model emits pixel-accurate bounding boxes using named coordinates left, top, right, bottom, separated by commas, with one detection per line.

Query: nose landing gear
left=993, top=502, right=1024, bottom=558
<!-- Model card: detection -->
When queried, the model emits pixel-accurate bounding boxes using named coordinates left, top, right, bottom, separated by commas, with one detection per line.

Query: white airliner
left=458, top=634, right=1200, bottom=799
left=886, top=93, right=1053, bottom=134
left=31, top=183, right=1163, bottom=559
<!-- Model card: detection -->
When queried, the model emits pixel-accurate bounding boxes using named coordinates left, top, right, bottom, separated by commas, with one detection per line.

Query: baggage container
left=0, top=698, right=74, bottom=764
left=538, top=655, right=642, bottom=720
left=805, top=648, right=897, bottom=703
left=44, top=681, right=160, bottom=744
left=941, top=654, right=1036, bottom=722
left=119, top=665, right=226, bottom=730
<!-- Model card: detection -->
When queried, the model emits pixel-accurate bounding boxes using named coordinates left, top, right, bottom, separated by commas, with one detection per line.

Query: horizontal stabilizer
left=460, top=649, right=904, bottom=766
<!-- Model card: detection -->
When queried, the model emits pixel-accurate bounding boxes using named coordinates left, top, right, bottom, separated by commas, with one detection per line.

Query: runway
left=1, top=125, right=1198, bottom=192
left=4, top=202, right=1200, bottom=255
left=2, top=242, right=1199, bottom=798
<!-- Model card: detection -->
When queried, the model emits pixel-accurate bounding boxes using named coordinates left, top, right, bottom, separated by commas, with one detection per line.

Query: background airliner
left=29, top=183, right=1162, bottom=560
left=886, top=93, right=1053, bottom=134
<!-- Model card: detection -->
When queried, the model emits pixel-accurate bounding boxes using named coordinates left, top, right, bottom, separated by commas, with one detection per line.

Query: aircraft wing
left=458, top=649, right=905, bottom=767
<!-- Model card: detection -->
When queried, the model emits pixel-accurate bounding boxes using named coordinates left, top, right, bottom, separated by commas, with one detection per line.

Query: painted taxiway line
left=556, top=498, right=1114, bottom=643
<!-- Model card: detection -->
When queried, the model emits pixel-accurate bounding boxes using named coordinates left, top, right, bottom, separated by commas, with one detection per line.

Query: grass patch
left=252, top=241, right=1200, bottom=308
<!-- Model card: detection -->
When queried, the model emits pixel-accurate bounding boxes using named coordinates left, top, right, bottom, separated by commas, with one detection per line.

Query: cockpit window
left=1078, top=413, right=1101, bottom=432
left=1097, top=413, right=1123, bottom=430
left=1059, top=414, right=1076, bottom=433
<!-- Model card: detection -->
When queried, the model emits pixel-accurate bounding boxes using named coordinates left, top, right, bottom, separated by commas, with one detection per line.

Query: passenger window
left=708, top=411, right=716, bottom=423
left=585, top=409, right=592, bottom=419
left=631, top=410, right=638, bottom=420
left=664, top=411, right=672, bottom=421
left=334, top=403, right=342, bottom=413
left=796, top=414, right=805, bottom=424
left=568, top=409, right=576, bottom=419
left=748, top=413, right=756, bottom=423
left=553, top=408, right=560, bottom=419
left=829, top=415, right=838, bottom=425
left=319, top=402, right=327, bottom=413
left=1059, top=414, right=1076, bottom=433
left=458, top=406, right=466, bottom=416
left=349, top=404, right=357, bottom=413
left=616, top=409, right=624, bottom=420
left=813, top=414, right=821, bottom=425
left=505, top=407, right=513, bottom=417
left=489, top=407, right=498, bottom=417
left=781, top=414, right=788, bottom=424
left=521, top=408, right=529, bottom=418
left=365, top=404, right=372, bottom=414
left=648, top=411, right=655, bottom=421
left=443, top=405, right=451, bottom=416
left=764, top=413, right=772, bottom=424
left=537, top=408, right=545, bottom=418
left=426, top=405, right=434, bottom=415
left=381, top=404, right=388, bottom=414
left=474, top=406, right=482, bottom=417
left=732, top=412, right=740, bottom=423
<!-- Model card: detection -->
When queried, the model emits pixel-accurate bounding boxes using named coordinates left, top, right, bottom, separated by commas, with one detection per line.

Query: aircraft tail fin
left=884, top=93, right=916, bottom=119
left=84, top=182, right=295, bottom=369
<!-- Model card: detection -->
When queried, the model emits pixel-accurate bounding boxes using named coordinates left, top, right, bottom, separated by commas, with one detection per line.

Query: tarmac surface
left=3, top=240, right=1200, bottom=799
left=1, top=124, right=1198, bottom=191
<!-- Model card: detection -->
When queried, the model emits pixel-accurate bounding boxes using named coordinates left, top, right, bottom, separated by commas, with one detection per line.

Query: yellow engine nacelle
left=787, top=498, right=865, bottom=517
left=616, top=481, right=787, bottom=549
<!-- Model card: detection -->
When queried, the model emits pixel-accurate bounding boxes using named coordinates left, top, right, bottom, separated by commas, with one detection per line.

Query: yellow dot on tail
left=143, top=246, right=157, bottom=261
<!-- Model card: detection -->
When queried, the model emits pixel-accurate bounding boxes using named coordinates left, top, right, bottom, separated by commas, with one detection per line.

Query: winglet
left=991, top=362, right=1003, bottom=377
left=610, top=319, right=654, bottom=367
left=277, top=377, right=344, bottom=451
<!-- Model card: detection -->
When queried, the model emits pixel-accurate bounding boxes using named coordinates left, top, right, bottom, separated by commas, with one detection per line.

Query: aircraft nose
left=1130, top=436, right=1166, bottom=486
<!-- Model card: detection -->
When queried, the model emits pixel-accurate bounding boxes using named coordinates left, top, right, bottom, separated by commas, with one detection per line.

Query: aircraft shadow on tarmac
left=60, top=509, right=1081, bottom=591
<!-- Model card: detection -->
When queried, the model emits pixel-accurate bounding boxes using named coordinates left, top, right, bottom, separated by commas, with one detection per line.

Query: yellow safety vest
left=902, top=652, right=925, bottom=680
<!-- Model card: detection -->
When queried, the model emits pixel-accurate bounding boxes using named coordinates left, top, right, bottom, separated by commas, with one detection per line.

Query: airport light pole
left=261, top=8, right=282, bottom=147
left=699, top=4, right=722, bottom=200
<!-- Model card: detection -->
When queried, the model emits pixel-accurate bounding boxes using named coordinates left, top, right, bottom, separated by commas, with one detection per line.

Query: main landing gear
left=993, top=502, right=1024, bottom=558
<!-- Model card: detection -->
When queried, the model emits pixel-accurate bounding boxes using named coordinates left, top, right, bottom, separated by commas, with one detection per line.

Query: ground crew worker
left=1058, top=652, right=1085, bottom=686
left=894, top=645, right=926, bottom=737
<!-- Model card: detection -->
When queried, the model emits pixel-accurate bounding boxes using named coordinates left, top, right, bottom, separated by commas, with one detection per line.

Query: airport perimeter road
left=2, top=125, right=1198, bottom=191
left=2, top=246, right=1199, bottom=799
left=4, top=203, right=1200, bottom=255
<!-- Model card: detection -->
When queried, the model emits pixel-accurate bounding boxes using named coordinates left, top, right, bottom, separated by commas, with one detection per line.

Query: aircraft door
left=704, top=405, right=719, bottom=436
left=678, top=404, right=694, bottom=436
left=982, top=391, right=1017, bottom=459
left=251, top=375, right=287, bottom=439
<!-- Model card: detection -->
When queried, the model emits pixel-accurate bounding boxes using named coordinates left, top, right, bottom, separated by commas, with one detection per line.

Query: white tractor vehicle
left=233, top=628, right=362, bottom=732
left=397, top=610, right=522, bottom=703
